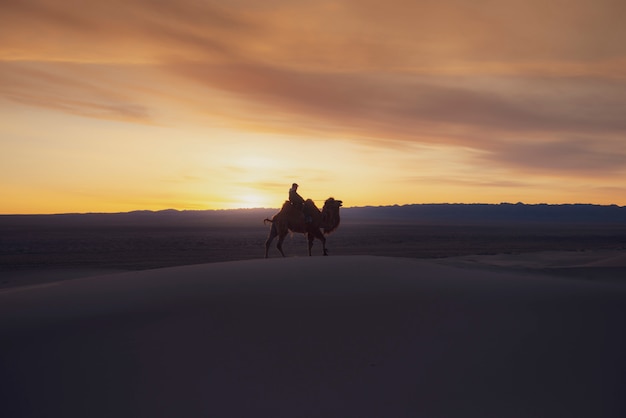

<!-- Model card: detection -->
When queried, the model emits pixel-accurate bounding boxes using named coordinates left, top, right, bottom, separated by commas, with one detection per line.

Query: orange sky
left=2, top=0, right=626, bottom=214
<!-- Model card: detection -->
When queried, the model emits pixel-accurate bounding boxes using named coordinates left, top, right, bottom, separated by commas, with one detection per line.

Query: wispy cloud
left=483, top=137, right=626, bottom=176
left=166, top=59, right=626, bottom=175
left=0, top=61, right=152, bottom=122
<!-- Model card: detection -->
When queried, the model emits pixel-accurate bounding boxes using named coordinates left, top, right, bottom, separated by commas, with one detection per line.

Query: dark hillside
left=343, top=203, right=626, bottom=224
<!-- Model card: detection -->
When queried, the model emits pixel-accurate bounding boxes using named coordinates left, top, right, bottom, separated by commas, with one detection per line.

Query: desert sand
left=1, top=255, right=625, bottom=418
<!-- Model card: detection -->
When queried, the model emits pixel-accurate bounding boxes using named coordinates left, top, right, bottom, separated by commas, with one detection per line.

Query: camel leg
left=276, top=231, right=287, bottom=257
left=310, top=228, right=327, bottom=256
left=319, top=233, right=328, bottom=256
left=264, top=224, right=278, bottom=258
left=307, top=233, right=314, bottom=256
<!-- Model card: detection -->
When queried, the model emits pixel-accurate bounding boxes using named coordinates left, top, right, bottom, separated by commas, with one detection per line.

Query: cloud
left=401, top=175, right=531, bottom=189
left=4, top=0, right=626, bottom=66
left=0, top=61, right=152, bottom=122
left=483, top=138, right=626, bottom=176
left=0, top=0, right=256, bottom=63
left=2, top=0, right=626, bottom=178
left=167, top=60, right=626, bottom=150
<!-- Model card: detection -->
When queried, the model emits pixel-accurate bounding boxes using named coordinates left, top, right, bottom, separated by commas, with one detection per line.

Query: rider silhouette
left=288, top=183, right=311, bottom=223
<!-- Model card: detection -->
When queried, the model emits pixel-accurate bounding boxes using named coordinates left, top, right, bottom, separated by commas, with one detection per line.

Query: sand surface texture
left=2, top=256, right=625, bottom=417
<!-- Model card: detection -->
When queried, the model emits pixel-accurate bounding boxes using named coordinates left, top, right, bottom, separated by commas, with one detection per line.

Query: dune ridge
left=1, top=256, right=625, bottom=417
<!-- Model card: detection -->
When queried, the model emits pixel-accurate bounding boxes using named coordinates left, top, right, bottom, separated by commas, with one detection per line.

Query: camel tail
left=264, top=218, right=274, bottom=225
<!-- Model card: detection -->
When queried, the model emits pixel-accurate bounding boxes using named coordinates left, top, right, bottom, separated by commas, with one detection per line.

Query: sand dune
left=578, top=251, right=626, bottom=267
left=2, top=256, right=625, bottom=417
left=438, top=250, right=626, bottom=285
left=439, top=249, right=626, bottom=269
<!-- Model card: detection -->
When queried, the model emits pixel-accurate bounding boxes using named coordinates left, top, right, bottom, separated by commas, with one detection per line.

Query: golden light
left=234, top=193, right=268, bottom=209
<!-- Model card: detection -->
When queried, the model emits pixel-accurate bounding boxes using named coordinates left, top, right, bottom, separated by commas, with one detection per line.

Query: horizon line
left=2, top=201, right=625, bottom=216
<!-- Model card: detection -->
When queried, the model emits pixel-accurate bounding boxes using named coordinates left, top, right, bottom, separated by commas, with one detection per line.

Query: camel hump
left=304, top=199, right=319, bottom=211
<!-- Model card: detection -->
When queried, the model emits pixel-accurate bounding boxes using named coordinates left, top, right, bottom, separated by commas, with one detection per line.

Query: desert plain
left=1, top=207, right=626, bottom=417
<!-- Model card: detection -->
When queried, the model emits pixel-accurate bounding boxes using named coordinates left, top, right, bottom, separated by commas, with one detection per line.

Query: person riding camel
left=288, top=183, right=312, bottom=223
left=289, top=183, right=304, bottom=209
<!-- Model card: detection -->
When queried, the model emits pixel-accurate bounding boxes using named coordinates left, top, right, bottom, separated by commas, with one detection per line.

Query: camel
left=264, top=197, right=342, bottom=258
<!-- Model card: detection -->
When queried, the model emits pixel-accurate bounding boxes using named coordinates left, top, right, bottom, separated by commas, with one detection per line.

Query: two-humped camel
left=264, top=197, right=342, bottom=257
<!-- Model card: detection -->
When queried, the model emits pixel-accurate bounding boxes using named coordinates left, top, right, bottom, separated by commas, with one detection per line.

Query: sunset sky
left=2, top=0, right=626, bottom=214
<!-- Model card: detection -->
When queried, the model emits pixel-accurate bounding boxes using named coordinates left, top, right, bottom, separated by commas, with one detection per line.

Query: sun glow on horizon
left=229, top=192, right=271, bottom=209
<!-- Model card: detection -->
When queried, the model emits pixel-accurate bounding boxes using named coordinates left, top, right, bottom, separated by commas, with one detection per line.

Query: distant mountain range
left=344, top=203, right=626, bottom=224
left=2, top=203, right=626, bottom=227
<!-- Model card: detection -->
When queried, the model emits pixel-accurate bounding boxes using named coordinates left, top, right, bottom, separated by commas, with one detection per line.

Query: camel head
left=322, top=197, right=342, bottom=234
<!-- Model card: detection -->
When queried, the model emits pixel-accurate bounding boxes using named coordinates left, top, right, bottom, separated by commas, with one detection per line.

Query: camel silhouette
left=264, top=197, right=342, bottom=257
